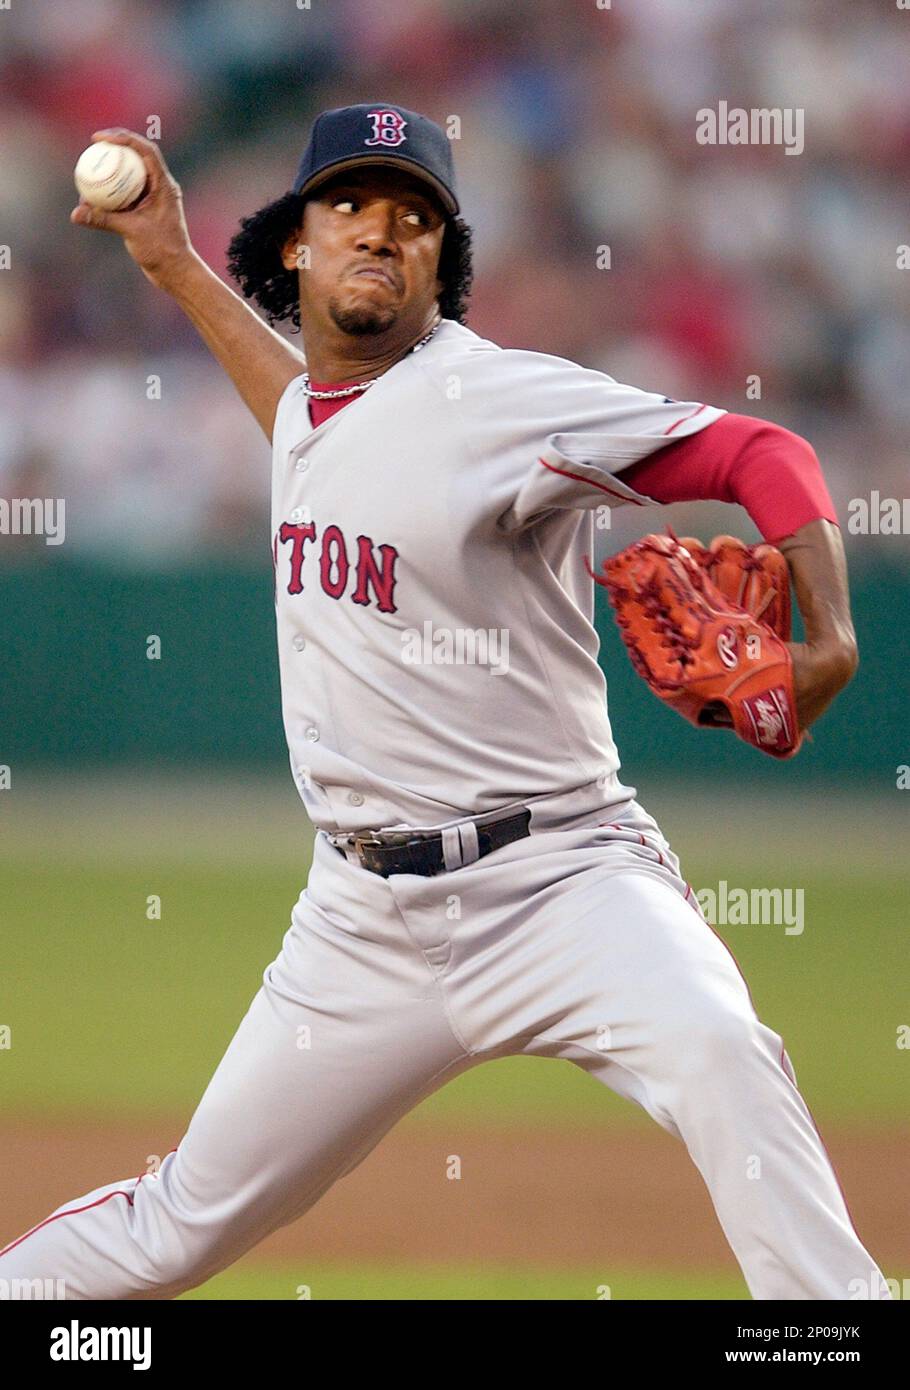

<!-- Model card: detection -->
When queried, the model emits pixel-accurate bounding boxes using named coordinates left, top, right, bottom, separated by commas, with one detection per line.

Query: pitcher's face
left=287, top=166, right=446, bottom=337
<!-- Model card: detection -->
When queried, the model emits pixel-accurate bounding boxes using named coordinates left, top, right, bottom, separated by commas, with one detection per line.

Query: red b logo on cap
left=365, top=110, right=407, bottom=147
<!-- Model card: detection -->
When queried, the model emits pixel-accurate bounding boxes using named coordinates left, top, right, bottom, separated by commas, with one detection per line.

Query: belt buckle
left=353, top=831, right=410, bottom=855
left=352, top=830, right=419, bottom=877
left=351, top=829, right=440, bottom=877
left=351, top=833, right=386, bottom=870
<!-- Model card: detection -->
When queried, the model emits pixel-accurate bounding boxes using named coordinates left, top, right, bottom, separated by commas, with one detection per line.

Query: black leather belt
left=336, top=807, right=532, bottom=878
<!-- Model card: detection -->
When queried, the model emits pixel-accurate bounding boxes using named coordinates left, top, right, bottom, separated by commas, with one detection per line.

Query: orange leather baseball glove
left=590, top=531, right=803, bottom=758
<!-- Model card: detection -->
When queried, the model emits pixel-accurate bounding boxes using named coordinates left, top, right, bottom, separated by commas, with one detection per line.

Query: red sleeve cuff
left=621, top=412, right=838, bottom=544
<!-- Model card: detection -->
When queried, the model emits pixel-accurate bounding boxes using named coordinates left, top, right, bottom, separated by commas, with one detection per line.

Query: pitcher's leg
left=0, top=888, right=470, bottom=1300
left=521, top=865, right=890, bottom=1301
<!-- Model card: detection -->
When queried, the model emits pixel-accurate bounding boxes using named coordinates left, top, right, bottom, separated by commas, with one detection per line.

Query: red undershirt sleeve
left=620, top=412, right=838, bottom=544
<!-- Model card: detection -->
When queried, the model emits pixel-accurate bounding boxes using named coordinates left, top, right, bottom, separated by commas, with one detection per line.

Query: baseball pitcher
left=0, top=104, right=891, bottom=1301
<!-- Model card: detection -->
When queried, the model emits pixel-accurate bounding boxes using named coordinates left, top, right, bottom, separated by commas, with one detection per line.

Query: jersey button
left=295, top=458, right=309, bottom=473
left=293, top=635, right=306, bottom=652
left=304, top=725, right=319, bottom=743
left=347, top=791, right=365, bottom=807
left=289, top=506, right=309, bottom=523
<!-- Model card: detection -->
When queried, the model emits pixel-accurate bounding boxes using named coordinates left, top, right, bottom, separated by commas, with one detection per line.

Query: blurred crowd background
left=3, top=8, right=906, bottom=1309
left=1, top=0, right=908, bottom=563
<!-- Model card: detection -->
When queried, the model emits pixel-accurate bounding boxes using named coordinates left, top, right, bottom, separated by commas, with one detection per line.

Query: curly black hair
left=226, top=191, right=473, bottom=330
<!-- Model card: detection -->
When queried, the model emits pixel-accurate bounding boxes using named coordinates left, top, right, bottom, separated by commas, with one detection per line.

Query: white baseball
left=74, top=141, right=148, bottom=211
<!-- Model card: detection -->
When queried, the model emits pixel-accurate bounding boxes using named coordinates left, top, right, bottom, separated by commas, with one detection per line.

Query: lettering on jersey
left=278, top=521, right=317, bottom=594
left=319, top=524, right=349, bottom=599
left=351, top=535, right=399, bottom=611
left=365, top=110, right=407, bottom=147
left=276, top=519, right=398, bottom=612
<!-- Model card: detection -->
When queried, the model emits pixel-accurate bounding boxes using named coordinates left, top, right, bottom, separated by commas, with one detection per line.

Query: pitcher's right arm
left=71, top=129, right=306, bottom=443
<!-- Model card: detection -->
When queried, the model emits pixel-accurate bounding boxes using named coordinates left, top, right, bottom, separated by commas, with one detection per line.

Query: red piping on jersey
left=0, top=1144, right=178, bottom=1259
left=597, top=821, right=665, bottom=866
left=630, top=828, right=665, bottom=865
left=537, top=457, right=647, bottom=506
left=663, top=403, right=708, bottom=435
left=0, top=1188, right=136, bottom=1258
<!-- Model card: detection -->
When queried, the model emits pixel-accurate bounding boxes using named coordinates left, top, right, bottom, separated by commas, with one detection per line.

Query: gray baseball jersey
left=270, top=318, right=724, bottom=834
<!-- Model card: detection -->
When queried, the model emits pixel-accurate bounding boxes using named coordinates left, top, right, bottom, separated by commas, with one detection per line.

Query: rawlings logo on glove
left=589, top=531, right=803, bottom=759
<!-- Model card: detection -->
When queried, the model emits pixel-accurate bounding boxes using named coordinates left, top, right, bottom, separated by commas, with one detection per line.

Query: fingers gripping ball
left=74, top=141, right=148, bottom=211
left=591, top=531, right=803, bottom=759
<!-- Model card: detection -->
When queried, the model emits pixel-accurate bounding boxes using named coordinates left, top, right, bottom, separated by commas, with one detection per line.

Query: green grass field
left=1, top=776, right=904, bottom=1298
left=182, top=1261, right=748, bottom=1300
left=2, top=855, right=905, bottom=1125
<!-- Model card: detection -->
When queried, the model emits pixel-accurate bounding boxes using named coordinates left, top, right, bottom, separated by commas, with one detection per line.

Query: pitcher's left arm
left=622, top=414, right=858, bottom=729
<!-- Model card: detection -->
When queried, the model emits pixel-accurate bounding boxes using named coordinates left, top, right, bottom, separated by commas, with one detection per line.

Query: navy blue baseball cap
left=292, top=102, right=459, bottom=216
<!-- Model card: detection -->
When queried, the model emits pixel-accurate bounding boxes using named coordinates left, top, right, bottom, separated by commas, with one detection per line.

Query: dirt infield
left=2, top=1119, right=906, bottom=1275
